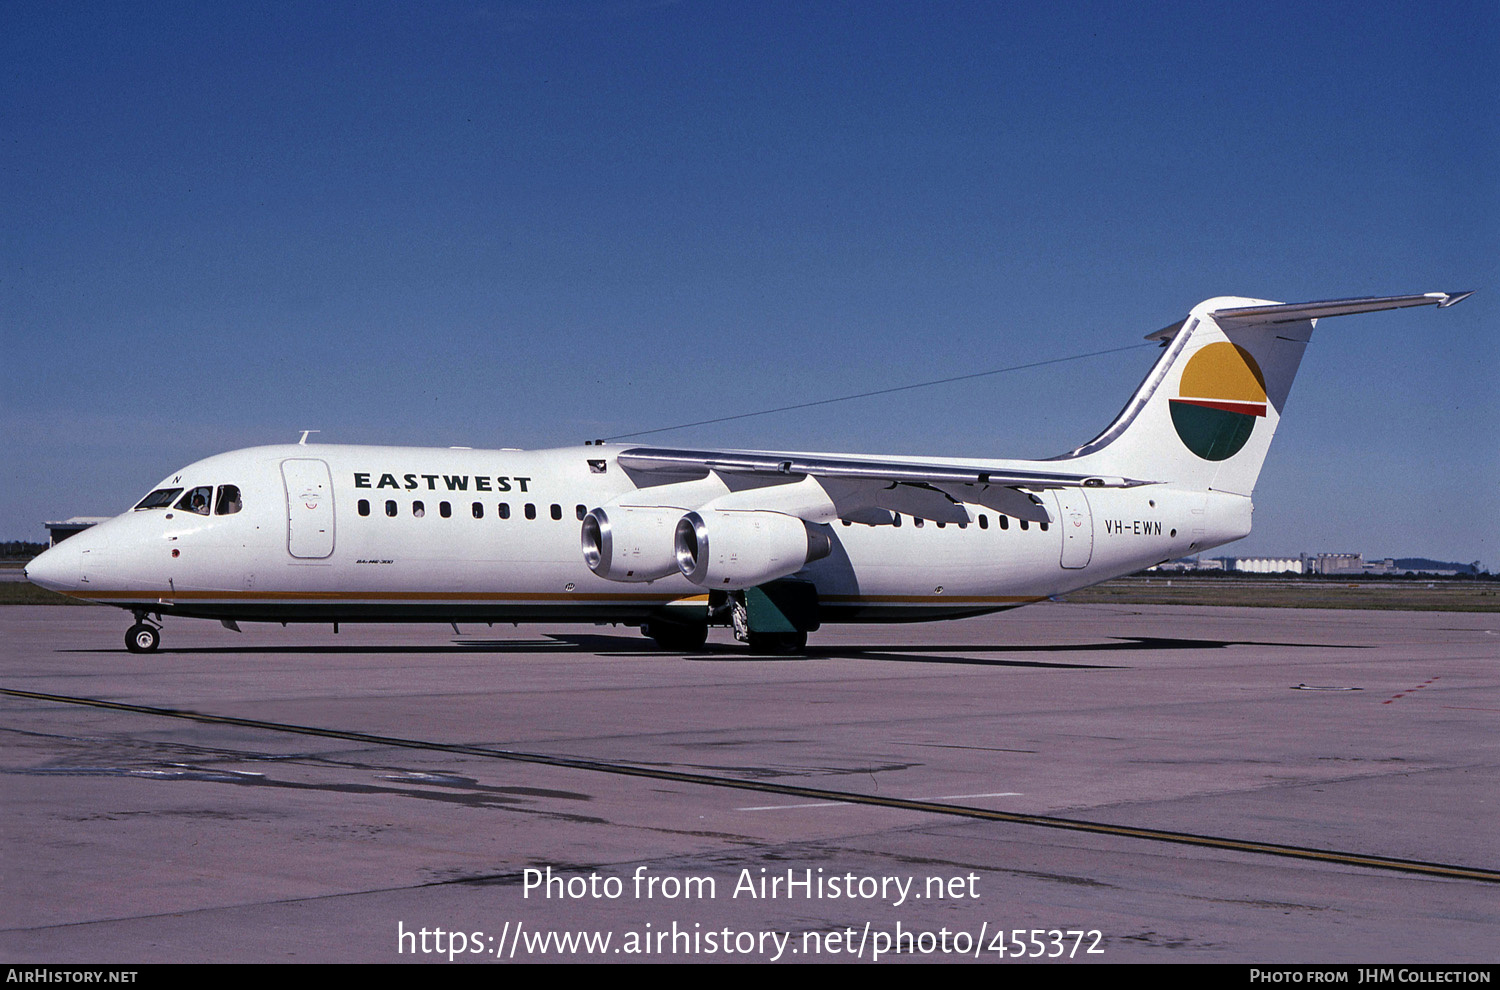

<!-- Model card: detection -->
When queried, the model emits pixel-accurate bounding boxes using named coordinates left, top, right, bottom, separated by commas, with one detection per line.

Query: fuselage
left=26, top=441, right=1249, bottom=627
left=25, top=291, right=1466, bottom=652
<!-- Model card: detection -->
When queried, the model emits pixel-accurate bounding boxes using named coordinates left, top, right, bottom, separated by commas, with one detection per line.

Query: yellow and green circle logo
left=1169, top=342, right=1267, bottom=461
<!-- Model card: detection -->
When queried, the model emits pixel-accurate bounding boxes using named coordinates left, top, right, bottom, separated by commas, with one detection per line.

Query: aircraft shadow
left=678, top=635, right=1358, bottom=669
left=63, top=633, right=1357, bottom=669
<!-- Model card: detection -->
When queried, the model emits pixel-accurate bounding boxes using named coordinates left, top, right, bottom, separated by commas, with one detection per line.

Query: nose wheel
left=125, top=622, right=160, bottom=654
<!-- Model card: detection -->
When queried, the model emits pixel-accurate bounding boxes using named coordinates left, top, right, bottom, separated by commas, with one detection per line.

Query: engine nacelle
left=674, top=510, right=833, bottom=589
left=581, top=506, right=682, bottom=582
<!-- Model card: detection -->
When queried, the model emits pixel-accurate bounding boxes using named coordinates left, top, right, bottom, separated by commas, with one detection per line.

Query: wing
left=611, top=446, right=1157, bottom=524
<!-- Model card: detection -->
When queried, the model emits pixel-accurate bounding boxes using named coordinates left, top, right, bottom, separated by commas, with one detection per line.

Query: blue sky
left=4, top=1, right=1496, bottom=563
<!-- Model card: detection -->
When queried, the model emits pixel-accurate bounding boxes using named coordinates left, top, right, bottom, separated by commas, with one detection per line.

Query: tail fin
left=1058, top=292, right=1470, bottom=495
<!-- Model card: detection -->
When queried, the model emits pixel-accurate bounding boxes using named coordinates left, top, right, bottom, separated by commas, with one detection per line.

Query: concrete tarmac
left=1, top=603, right=1496, bottom=963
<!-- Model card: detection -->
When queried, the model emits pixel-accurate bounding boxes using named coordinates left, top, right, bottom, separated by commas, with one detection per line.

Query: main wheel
left=746, top=631, right=807, bottom=655
left=125, top=623, right=160, bottom=654
left=643, top=619, right=709, bottom=651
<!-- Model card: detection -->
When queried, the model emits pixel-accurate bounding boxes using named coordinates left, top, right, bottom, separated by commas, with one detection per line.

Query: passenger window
left=214, top=485, right=242, bottom=515
left=472, top=502, right=484, bottom=519
left=892, top=514, right=902, bottom=527
left=413, top=500, right=426, bottom=518
left=135, top=488, right=182, bottom=510
left=498, top=503, right=511, bottom=520
left=841, top=519, right=851, bottom=526
left=358, top=499, right=370, bottom=517
left=550, top=503, right=562, bottom=521
left=999, top=516, right=1009, bottom=530
left=174, top=486, right=213, bottom=516
left=1020, top=519, right=1029, bottom=530
left=936, top=521, right=946, bottom=529
left=978, top=515, right=989, bottom=529
left=1039, top=521, right=1048, bottom=531
left=913, top=517, right=924, bottom=528
left=440, top=502, right=452, bottom=518
left=575, top=504, right=586, bottom=521
left=524, top=503, right=536, bottom=520
left=385, top=500, right=397, bottom=517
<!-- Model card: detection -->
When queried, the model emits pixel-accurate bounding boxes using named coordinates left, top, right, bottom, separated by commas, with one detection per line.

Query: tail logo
left=1169, top=342, right=1267, bottom=461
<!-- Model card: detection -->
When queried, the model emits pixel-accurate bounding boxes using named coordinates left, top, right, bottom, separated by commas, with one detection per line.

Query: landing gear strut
left=730, top=592, right=811, bottom=655
left=125, top=613, right=161, bottom=653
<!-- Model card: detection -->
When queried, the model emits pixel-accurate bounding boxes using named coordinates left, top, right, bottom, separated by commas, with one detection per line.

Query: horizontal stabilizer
left=1210, top=291, right=1471, bottom=328
left=1144, top=292, right=1472, bottom=339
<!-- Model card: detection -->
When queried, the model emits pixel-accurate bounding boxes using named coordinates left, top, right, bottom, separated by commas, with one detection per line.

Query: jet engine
left=581, top=506, right=682, bottom=582
left=674, top=510, right=833, bottom=589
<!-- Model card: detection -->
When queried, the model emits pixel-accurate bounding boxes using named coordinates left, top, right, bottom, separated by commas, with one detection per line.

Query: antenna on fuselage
left=298, top=430, right=320, bottom=445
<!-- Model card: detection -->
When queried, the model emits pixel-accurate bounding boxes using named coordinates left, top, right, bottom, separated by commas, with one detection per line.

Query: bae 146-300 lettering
left=24, top=291, right=1470, bottom=653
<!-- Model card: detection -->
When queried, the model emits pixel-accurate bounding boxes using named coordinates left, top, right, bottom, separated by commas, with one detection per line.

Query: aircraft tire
left=747, top=631, right=807, bottom=655
left=125, top=623, right=160, bottom=654
left=643, top=619, right=709, bottom=652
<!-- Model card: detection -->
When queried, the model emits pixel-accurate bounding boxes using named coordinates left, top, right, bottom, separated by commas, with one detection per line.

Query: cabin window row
left=838, top=513, right=1047, bottom=531
left=357, top=499, right=588, bottom=522
left=354, top=500, right=1046, bottom=531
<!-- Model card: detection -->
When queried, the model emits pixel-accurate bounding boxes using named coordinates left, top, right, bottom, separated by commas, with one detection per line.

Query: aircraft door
left=1054, top=489, right=1094, bottom=569
left=282, top=458, right=335, bottom=559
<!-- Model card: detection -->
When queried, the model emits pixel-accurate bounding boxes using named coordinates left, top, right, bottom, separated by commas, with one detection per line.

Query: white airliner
left=25, top=291, right=1469, bottom=654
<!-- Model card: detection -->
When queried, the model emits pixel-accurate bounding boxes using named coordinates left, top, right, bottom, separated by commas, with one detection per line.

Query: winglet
left=1437, top=290, right=1474, bottom=308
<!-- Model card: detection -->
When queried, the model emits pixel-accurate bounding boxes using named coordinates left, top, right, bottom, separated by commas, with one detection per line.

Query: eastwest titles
left=354, top=472, right=533, bottom=493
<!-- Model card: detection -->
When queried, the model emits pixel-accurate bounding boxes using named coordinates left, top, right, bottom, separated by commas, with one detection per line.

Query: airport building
left=1150, top=557, right=1224, bottom=572
left=1149, top=553, right=1476, bottom=576
left=1310, top=553, right=1402, bottom=576
left=43, top=517, right=109, bottom=547
left=1228, top=556, right=1306, bottom=574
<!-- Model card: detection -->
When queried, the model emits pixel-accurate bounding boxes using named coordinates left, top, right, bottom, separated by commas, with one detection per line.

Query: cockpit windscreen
left=134, top=488, right=182, bottom=510
left=174, top=486, right=214, bottom=515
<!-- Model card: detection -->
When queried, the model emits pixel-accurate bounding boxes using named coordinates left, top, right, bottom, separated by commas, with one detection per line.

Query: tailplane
left=1058, top=292, right=1471, bottom=495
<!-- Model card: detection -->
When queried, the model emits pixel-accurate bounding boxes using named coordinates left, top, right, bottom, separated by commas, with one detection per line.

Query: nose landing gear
left=125, top=613, right=161, bottom=653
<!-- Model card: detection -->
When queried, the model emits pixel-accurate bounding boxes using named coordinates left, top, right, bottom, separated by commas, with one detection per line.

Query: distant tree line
left=1135, top=568, right=1494, bottom=581
left=0, top=542, right=48, bottom=560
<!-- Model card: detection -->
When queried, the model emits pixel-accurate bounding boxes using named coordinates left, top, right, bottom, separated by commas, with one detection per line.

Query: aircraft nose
left=24, top=542, right=80, bottom=592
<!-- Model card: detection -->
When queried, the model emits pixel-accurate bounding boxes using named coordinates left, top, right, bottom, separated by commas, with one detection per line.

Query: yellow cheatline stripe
left=72, top=589, right=694, bottom=603
left=4, top=688, right=1496, bottom=884
left=63, top=590, right=1044, bottom=606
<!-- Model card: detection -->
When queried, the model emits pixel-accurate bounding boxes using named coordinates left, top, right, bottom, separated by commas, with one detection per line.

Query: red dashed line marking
left=1383, top=677, right=1439, bottom=704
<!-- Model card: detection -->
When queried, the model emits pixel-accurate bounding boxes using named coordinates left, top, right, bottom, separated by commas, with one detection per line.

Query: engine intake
left=581, top=506, right=682, bottom=582
left=674, top=510, right=833, bottom=589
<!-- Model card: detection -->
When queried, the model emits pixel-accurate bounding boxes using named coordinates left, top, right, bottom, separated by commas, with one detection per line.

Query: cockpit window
left=135, top=488, right=182, bottom=510
left=174, top=486, right=213, bottom=515
left=215, top=485, right=242, bottom=515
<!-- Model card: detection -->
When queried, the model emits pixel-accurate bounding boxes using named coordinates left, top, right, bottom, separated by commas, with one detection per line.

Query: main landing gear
left=745, top=630, right=807, bottom=655
left=642, top=585, right=818, bottom=655
left=729, top=592, right=811, bottom=655
left=640, top=618, right=805, bottom=654
left=125, top=613, right=161, bottom=653
left=642, top=617, right=709, bottom=651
